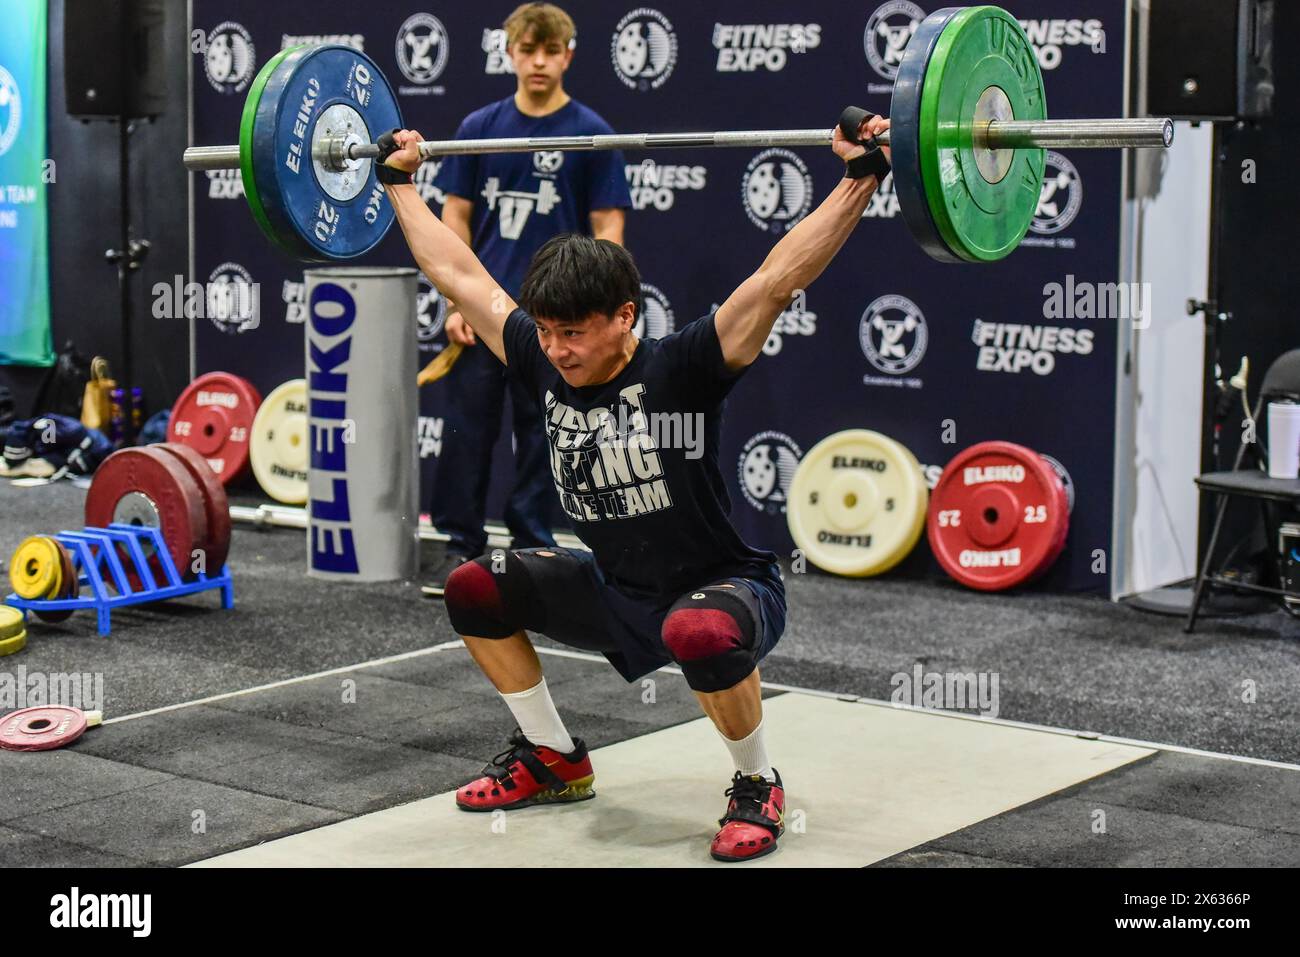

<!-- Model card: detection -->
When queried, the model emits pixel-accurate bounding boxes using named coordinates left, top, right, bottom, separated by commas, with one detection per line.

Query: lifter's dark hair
left=518, top=233, right=641, bottom=324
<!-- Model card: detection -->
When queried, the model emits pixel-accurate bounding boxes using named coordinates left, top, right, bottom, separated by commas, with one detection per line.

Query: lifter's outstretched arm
left=714, top=115, right=890, bottom=372
left=383, top=130, right=515, bottom=364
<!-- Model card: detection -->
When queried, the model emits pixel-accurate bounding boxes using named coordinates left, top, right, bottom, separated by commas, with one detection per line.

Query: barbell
left=183, top=6, right=1173, bottom=264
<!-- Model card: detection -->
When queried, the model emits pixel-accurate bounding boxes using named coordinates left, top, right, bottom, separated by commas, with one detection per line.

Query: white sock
left=500, top=678, right=575, bottom=754
left=719, top=718, right=775, bottom=782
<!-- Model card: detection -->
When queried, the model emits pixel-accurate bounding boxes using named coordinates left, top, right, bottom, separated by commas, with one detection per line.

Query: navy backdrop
left=190, top=0, right=1126, bottom=592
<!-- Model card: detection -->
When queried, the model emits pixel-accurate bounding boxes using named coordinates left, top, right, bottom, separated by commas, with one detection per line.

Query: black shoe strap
left=512, top=747, right=568, bottom=791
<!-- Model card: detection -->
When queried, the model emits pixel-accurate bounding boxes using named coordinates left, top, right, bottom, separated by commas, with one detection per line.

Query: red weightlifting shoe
left=710, top=769, right=785, bottom=862
left=456, top=728, right=596, bottom=812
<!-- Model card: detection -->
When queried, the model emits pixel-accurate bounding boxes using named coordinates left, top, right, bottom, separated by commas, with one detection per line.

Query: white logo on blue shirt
left=482, top=177, right=561, bottom=239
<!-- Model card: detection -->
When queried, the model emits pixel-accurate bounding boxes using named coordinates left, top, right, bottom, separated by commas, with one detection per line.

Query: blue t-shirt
left=503, top=309, right=782, bottom=602
left=434, top=97, right=632, bottom=298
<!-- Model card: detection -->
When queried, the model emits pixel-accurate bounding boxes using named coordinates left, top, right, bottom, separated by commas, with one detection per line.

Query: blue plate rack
left=4, top=524, right=233, bottom=636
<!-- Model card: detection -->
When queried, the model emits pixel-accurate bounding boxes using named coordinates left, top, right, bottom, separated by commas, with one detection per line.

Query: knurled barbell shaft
left=181, top=118, right=1174, bottom=172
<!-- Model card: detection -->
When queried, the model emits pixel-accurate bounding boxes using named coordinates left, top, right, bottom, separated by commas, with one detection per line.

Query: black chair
left=1187, top=349, right=1300, bottom=631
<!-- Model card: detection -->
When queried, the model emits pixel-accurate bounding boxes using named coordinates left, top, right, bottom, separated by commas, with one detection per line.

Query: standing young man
left=376, top=104, right=891, bottom=860
left=426, top=3, right=631, bottom=595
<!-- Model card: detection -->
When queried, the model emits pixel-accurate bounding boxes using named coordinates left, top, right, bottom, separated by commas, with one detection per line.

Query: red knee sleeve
left=444, top=560, right=512, bottom=638
left=661, top=608, right=746, bottom=662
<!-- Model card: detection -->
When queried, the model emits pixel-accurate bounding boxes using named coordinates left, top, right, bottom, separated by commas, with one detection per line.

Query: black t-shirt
left=503, top=309, right=779, bottom=601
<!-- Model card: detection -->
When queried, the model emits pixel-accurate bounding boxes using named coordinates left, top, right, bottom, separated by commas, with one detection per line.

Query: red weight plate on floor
left=154, top=442, right=232, bottom=575
left=0, top=706, right=90, bottom=751
left=166, top=372, right=262, bottom=484
left=927, top=441, right=1070, bottom=591
left=33, top=539, right=78, bottom=624
left=85, top=447, right=208, bottom=590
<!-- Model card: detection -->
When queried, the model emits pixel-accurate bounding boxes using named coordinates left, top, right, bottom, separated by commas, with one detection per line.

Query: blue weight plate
left=250, top=45, right=402, bottom=261
left=889, top=7, right=965, bottom=264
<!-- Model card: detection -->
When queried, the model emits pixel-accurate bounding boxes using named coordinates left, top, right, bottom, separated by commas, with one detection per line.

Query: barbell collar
left=182, top=118, right=1174, bottom=173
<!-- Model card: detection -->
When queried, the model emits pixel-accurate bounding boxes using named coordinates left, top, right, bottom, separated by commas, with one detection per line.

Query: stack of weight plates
left=240, top=45, right=402, bottom=260
left=8, top=535, right=78, bottom=623
left=927, top=441, right=1070, bottom=591
left=890, top=6, right=1048, bottom=262
left=787, top=429, right=929, bottom=577
left=85, top=444, right=232, bottom=588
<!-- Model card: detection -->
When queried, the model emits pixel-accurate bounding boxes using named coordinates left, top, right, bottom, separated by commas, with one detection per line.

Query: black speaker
left=63, top=0, right=167, bottom=118
left=1146, top=0, right=1274, bottom=120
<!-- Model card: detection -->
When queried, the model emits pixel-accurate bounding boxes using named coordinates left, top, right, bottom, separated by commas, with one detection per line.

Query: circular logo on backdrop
left=207, top=263, right=259, bottom=335
left=417, top=274, right=448, bottom=354
left=864, top=2, right=925, bottom=80
left=859, top=294, right=927, bottom=375
left=635, top=283, right=675, bottom=340
left=397, top=13, right=450, bottom=84
left=742, top=149, right=813, bottom=233
left=1030, top=151, right=1083, bottom=235
left=533, top=151, right=564, bottom=174
left=0, top=65, right=21, bottom=157
left=611, top=9, right=678, bottom=91
left=1038, top=453, right=1076, bottom=514
left=204, top=22, right=255, bottom=94
left=738, top=432, right=804, bottom=515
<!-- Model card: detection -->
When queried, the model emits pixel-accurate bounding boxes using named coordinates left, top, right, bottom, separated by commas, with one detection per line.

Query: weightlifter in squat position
left=377, top=111, right=891, bottom=862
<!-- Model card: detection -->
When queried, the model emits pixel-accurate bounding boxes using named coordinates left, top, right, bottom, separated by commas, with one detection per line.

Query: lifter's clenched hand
left=383, top=129, right=424, bottom=174
left=832, top=114, right=890, bottom=164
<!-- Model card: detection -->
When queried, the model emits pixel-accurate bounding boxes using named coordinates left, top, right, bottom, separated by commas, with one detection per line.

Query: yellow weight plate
left=0, top=629, right=25, bottom=657
left=9, top=536, right=63, bottom=599
left=0, top=605, right=25, bottom=640
left=250, top=378, right=309, bottom=505
left=787, top=429, right=928, bottom=577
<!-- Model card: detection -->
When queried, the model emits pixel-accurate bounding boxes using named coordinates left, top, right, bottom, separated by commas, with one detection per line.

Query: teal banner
left=0, top=0, right=52, bottom=366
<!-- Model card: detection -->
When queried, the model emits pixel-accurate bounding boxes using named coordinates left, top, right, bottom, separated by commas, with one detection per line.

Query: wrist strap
left=376, top=165, right=412, bottom=186
left=845, top=148, right=890, bottom=181
left=375, top=128, right=413, bottom=186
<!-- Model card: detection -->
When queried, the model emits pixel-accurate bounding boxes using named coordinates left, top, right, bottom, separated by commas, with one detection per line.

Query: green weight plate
left=919, top=6, right=1046, bottom=262
left=239, top=46, right=310, bottom=258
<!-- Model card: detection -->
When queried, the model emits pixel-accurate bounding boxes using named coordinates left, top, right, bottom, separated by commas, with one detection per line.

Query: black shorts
left=499, top=547, right=787, bottom=682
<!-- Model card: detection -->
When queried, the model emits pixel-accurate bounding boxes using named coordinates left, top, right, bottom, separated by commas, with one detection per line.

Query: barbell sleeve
left=181, top=117, right=1174, bottom=172
left=184, top=145, right=244, bottom=171
left=972, top=118, right=1174, bottom=149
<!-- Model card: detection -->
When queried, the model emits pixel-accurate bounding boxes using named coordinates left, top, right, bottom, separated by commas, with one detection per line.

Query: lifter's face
left=534, top=302, right=638, bottom=388
left=509, top=30, right=573, bottom=98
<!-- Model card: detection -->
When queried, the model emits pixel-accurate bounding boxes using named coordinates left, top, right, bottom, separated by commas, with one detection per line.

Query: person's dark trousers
left=430, top=341, right=559, bottom=558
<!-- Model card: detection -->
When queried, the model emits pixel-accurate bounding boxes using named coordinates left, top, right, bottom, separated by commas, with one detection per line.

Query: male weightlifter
left=378, top=111, right=891, bottom=862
